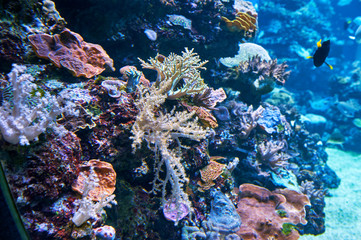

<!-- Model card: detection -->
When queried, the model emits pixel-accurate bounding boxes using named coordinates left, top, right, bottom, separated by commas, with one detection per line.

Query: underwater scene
left=1, top=0, right=361, bottom=239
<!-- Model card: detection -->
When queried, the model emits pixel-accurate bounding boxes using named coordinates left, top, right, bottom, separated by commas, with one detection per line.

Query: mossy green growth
left=276, top=209, right=288, bottom=218
left=282, top=222, right=297, bottom=236
left=277, top=124, right=285, bottom=132
left=30, top=87, right=45, bottom=98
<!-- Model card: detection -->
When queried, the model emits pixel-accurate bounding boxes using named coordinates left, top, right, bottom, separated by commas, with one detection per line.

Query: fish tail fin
left=317, top=39, right=322, bottom=48
left=306, top=56, right=313, bottom=59
left=325, top=62, right=333, bottom=70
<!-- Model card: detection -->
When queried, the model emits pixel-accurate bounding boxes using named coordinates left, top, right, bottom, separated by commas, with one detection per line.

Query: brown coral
left=236, top=184, right=310, bottom=240
left=28, top=28, right=115, bottom=78
left=221, top=11, right=257, bottom=38
left=72, top=159, right=116, bottom=201
left=182, top=101, right=218, bottom=128
left=237, top=56, right=291, bottom=88
left=197, top=157, right=225, bottom=191
left=192, top=87, right=227, bottom=110
left=257, top=140, right=290, bottom=171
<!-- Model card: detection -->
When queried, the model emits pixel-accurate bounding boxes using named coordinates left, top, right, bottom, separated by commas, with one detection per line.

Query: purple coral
left=163, top=201, right=190, bottom=223
left=94, top=225, right=116, bottom=240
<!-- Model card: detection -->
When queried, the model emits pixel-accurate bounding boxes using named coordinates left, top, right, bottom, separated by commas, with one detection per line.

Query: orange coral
left=197, top=157, right=225, bottom=191
left=221, top=11, right=257, bottom=38
left=236, top=184, right=310, bottom=240
left=182, top=102, right=218, bottom=128
left=28, top=28, right=115, bottom=78
left=72, top=159, right=116, bottom=201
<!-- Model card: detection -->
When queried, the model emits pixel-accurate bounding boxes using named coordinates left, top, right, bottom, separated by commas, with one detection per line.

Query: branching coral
left=138, top=48, right=208, bottom=99
left=0, top=64, right=74, bottom=145
left=257, top=140, right=290, bottom=172
left=132, top=49, right=210, bottom=222
left=237, top=56, right=291, bottom=94
left=229, top=103, right=264, bottom=139
left=299, top=180, right=326, bottom=202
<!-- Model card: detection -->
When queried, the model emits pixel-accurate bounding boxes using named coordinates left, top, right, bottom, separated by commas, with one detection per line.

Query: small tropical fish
left=349, top=25, right=361, bottom=44
left=307, top=39, right=333, bottom=70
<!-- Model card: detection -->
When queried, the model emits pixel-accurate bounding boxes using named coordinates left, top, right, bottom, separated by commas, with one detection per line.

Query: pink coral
left=236, top=184, right=310, bottom=240
left=163, top=201, right=190, bottom=223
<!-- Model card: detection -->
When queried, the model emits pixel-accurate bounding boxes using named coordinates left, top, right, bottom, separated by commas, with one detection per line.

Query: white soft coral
left=72, top=167, right=117, bottom=227
left=0, top=64, right=73, bottom=145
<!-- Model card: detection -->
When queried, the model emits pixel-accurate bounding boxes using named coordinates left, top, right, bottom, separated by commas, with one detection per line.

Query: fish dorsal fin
left=317, top=39, right=322, bottom=48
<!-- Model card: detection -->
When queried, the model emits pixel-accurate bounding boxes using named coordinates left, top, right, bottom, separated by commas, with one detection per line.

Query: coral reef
left=0, top=0, right=348, bottom=239
left=6, top=132, right=82, bottom=239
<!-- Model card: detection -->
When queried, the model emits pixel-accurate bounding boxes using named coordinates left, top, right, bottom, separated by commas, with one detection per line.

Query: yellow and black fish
left=307, top=39, right=333, bottom=70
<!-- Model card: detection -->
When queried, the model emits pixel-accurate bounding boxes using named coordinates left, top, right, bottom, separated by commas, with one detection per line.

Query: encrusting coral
left=131, top=48, right=211, bottom=223
left=181, top=101, right=219, bottom=128
left=197, top=158, right=226, bottom=191
left=28, top=28, right=115, bottom=78
left=236, top=184, right=310, bottom=240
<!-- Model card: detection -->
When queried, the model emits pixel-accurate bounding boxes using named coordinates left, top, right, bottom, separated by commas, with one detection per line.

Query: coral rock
left=208, top=190, right=242, bottom=233
left=72, top=159, right=116, bottom=201
left=28, top=28, right=115, bottom=78
left=236, top=183, right=310, bottom=240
